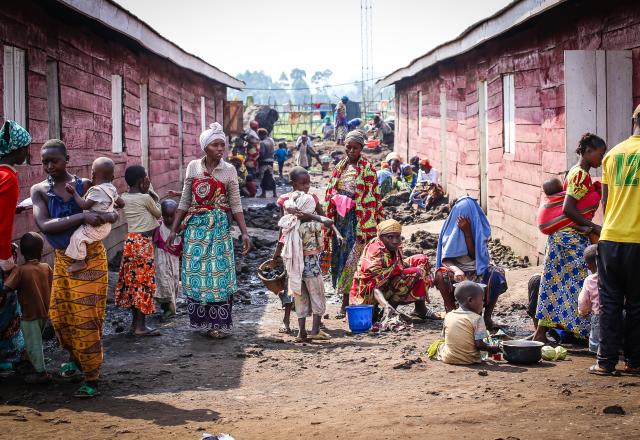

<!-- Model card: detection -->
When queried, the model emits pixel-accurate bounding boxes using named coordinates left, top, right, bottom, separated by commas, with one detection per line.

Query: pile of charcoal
left=403, top=230, right=439, bottom=258
left=383, top=193, right=450, bottom=225
left=488, top=239, right=530, bottom=268
left=244, top=203, right=281, bottom=230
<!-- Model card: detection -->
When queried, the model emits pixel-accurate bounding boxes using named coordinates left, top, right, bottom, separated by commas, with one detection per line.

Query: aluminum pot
left=501, top=340, right=544, bottom=364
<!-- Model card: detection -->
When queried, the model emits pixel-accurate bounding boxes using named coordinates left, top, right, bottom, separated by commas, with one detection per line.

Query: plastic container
left=346, top=305, right=374, bottom=334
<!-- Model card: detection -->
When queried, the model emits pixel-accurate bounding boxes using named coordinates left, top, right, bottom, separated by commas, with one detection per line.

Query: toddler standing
left=153, top=199, right=183, bottom=321
left=64, top=157, right=124, bottom=273
left=2, top=232, right=51, bottom=383
left=115, top=165, right=162, bottom=336
left=578, top=244, right=600, bottom=353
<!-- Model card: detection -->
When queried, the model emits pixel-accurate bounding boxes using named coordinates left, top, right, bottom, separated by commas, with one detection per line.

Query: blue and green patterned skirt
left=181, top=209, right=237, bottom=330
left=535, top=230, right=591, bottom=338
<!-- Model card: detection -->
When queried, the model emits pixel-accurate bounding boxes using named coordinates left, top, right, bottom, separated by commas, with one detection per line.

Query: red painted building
left=379, top=0, right=639, bottom=262
left=1, top=0, right=243, bottom=258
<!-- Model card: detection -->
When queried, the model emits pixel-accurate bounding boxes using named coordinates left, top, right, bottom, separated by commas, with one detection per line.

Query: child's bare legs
left=297, top=317, right=307, bottom=341
left=132, top=308, right=159, bottom=336
left=308, top=314, right=322, bottom=336
left=67, top=259, right=88, bottom=273
left=282, top=302, right=292, bottom=333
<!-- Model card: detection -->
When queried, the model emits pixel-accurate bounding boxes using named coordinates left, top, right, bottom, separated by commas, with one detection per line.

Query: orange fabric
left=115, top=233, right=156, bottom=315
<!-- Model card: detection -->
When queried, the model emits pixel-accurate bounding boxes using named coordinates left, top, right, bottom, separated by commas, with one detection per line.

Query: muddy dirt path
left=1, top=264, right=639, bottom=440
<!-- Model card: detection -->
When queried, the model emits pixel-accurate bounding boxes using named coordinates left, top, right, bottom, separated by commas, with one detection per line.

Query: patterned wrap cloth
left=323, top=155, right=384, bottom=299
left=114, top=233, right=156, bottom=315
left=50, top=242, right=108, bottom=381
left=181, top=173, right=237, bottom=330
left=350, top=237, right=430, bottom=305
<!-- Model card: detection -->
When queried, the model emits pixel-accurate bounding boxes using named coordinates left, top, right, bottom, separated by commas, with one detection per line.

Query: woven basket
left=257, top=260, right=286, bottom=294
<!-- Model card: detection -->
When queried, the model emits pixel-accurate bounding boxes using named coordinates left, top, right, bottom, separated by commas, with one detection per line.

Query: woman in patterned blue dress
left=533, top=134, right=607, bottom=342
left=167, top=123, right=252, bottom=339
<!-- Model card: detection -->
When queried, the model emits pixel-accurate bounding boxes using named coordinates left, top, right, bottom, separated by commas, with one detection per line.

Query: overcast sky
left=115, top=0, right=512, bottom=86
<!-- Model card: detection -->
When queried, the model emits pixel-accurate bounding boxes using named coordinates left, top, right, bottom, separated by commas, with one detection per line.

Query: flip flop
left=589, top=364, right=620, bottom=376
left=278, top=325, right=292, bottom=334
left=74, top=383, right=100, bottom=399
left=294, top=335, right=308, bottom=343
left=622, top=365, right=640, bottom=376
left=207, top=330, right=230, bottom=340
left=308, top=331, right=331, bottom=341
left=59, top=362, right=81, bottom=378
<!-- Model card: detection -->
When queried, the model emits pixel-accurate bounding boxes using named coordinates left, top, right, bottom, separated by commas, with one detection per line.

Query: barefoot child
left=153, top=199, right=183, bottom=321
left=115, top=165, right=161, bottom=336
left=2, top=232, right=52, bottom=383
left=64, top=157, right=124, bottom=273
left=434, top=281, right=500, bottom=364
left=578, top=244, right=599, bottom=353
left=272, top=167, right=343, bottom=341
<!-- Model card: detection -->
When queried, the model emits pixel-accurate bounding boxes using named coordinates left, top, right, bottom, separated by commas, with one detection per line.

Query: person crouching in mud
left=349, top=219, right=433, bottom=321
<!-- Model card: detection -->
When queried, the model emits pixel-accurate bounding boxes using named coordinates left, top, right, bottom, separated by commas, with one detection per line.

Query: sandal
left=59, top=362, right=81, bottom=378
left=74, top=383, right=100, bottom=399
left=622, top=365, right=640, bottom=376
left=278, top=324, right=292, bottom=334
left=207, top=330, right=230, bottom=339
left=308, top=331, right=331, bottom=341
left=589, top=364, right=620, bottom=376
left=294, top=335, right=308, bottom=343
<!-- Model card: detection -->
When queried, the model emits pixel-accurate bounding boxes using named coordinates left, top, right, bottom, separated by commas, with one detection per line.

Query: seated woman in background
left=434, top=197, right=507, bottom=329
left=350, top=219, right=432, bottom=320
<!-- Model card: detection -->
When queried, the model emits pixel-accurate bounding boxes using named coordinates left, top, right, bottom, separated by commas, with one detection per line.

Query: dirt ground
left=2, top=156, right=639, bottom=439
left=2, top=257, right=639, bottom=439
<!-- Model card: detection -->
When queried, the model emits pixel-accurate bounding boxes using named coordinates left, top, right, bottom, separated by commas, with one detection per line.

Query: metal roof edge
left=377, top=0, right=566, bottom=88
left=57, top=0, right=245, bottom=89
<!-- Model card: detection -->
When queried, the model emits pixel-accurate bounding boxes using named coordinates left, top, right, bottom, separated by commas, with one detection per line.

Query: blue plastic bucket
left=346, top=305, right=374, bottom=334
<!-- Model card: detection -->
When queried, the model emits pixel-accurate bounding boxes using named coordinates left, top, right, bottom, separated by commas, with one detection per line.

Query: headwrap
left=348, top=118, right=362, bottom=128
left=341, top=96, right=349, bottom=102
left=0, top=120, right=31, bottom=158
left=199, top=122, right=226, bottom=151
left=377, top=219, right=402, bottom=236
left=324, top=116, right=331, bottom=123
left=385, top=152, right=402, bottom=164
left=278, top=192, right=317, bottom=296
left=634, top=104, right=640, bottom=119
left=345, top=129, right=366, bottom=146
left=420, top=159, right=431, bottom=168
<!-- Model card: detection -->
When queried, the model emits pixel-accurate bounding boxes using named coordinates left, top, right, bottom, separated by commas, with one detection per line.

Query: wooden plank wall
left=0, top=2, right=228, bottom=260
left=393, top=0, right=640, bottom=262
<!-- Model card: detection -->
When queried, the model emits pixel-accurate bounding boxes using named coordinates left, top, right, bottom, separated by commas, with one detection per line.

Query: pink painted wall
left=394, top=0, right=640, bottom=262
left=1, top=1, right=228, bottom=259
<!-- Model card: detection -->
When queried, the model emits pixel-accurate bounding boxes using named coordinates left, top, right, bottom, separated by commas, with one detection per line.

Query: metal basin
left=501, top=340, right=544, bottom=365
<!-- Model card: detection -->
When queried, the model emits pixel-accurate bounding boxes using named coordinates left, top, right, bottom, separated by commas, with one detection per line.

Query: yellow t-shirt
left=601, top=135, right=640, bottom=243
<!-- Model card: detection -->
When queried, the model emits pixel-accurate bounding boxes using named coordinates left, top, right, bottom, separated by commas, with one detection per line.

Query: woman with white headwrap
left=167, top=123, right=252, bottom=338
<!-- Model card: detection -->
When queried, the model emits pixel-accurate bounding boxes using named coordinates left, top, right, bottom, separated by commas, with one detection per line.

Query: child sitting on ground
left=578, top=244, right=599, bottom=353
left=153, top=199, right=183, bottom=321
left=432, top=281, right=500, bottom=364
left=271, top=167, right=343, bottom=341
left=2, top=232, right=52, bottom=383
left=114, top=165, right=162, bottom=337
left=64, top=157, right=124, bottom=273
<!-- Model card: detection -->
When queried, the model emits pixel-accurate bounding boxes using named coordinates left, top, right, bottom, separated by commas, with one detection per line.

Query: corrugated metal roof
left=377, top=0, right=566, bottom=88
left=58, top=0, right=245, bottom=89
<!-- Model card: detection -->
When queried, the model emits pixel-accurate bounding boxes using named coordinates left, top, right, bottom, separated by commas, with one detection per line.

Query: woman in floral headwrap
left=323, top=129, right=384, bottom=317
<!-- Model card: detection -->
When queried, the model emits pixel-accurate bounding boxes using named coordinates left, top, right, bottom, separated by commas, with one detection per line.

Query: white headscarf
left=278, top=192, right=317, bottom=296
left=199, top=122, right=226, bottom=151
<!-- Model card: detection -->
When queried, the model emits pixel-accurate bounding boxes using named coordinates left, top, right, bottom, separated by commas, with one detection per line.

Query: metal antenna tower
left=360, top=0, right=374, bottom=118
